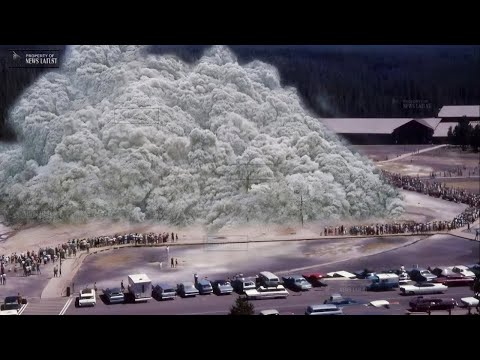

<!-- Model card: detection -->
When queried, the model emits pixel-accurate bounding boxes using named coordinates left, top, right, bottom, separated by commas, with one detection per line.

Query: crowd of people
left=321, top=170, right=479, bottom=238
left=0, top=231, right=180, bottom=282
left=382, top=171, right=480, bottom=209
left=70, top=231, right=179, bottom=251
left=1, top=171, right=479, bottom=282
left=1, top=250, right=45, bottom=284
left=321, top=220, right=467, bottom=238
left=426, top=166, right=480, bottom=179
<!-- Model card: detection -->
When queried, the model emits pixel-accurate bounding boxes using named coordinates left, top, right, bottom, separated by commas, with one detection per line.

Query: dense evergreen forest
left=1, top=45, right=479, bottom=142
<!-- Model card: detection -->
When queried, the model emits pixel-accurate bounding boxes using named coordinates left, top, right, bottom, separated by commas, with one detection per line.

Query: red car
left=409, top=296, right=456, bottom=312
left=432, top=275, right=474, bottom=287
left=302, top=273, right=328, bottom=287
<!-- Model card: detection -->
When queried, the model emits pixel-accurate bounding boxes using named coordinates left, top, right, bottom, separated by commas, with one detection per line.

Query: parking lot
left=63, top=278, right=475, bottom=315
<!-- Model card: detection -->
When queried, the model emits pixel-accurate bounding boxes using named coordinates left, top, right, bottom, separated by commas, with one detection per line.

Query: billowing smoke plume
left=0, top=45, right=404, bottom=229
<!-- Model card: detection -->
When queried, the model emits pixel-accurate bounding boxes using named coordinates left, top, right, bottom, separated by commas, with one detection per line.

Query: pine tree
left=447, top=126, right=454, bottom=145
left=230, top=296, right=255, bottom=315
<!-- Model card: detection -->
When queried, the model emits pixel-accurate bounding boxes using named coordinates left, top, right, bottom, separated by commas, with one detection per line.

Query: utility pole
left=295, top=190, right=304, bottom=227
left=300, top=193, right=304, bottom=227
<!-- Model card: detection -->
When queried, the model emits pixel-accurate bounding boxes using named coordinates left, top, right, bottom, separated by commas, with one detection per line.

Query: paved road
left=378, top=145, right=447, bottom=163
left=64, top=279, right=474, bottom=316
left=21, top=297, right=72, bottom=315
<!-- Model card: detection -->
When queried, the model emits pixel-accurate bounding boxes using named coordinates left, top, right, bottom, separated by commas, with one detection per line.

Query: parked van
left=366, top=273, right=399, bottom=291
left=128, top=274, right=152, bottom=302
left=258, top=271, right=280, bottom=287
left=305, top=304, right=343, bottom=315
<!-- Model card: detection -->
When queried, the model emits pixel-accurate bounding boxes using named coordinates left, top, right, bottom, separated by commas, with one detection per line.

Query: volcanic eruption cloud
left=0, top=45, right=404, bottom=229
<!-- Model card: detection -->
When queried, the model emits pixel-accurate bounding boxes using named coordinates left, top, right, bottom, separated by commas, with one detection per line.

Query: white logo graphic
left=12, top=51, right=21, bottom=60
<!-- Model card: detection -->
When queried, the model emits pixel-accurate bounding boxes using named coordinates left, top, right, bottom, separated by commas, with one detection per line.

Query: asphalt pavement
left=64, top=279, right=474, bottom=316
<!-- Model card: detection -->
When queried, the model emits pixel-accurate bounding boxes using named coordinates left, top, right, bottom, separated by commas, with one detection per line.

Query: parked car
left=353, top=269, right=376, bottom=280
left=466, top=264, right=480, bottom=277
left=152, top=283, right=177, bottom=300
left=452, top=266, right=476, bottom=278
left=282, top=275, right=312, bottom=291
left=231, top=275, right=256, bottom=294
left=177, top=282, right=199, bottom=298
left=460, top=297, right=479, bottom=308
left=323, top=293, right=366, bottom=307
left=433, top=275, right=475, bottom=287
left=305, top=304, right=343, bottom=315
left=409, top=268, right=437, bottom=282
left=409, top=296, right=457, bottom=312
left=245, top=285, right=289, bottom=300
left=431, top=266, right=455, bottom=277
left=77, top=288, right=96, bottom=307
left=400, top=282, right=447, bottom=295
left=0, top=296, right=21, bottom=315
left=302, top=273, right=328, bottom=287
left=196, top=279, right=213, bottom=295
left=212, top=280, right=234, bottom=295
left=103, top=288, right=125, bottom=304
left=259, top=309, right=280, bottom=315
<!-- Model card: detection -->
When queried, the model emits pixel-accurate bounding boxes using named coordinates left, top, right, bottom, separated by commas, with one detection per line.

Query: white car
left=259, top=309, right=280, bottom=315
left=368, top=300, right=390, bottom=308
left=245, top=285, right=289, bottom=300
left=452, top=266, right=476, bottom=278
left=0, top=309, right=19, bottom=315
left=400, top=282, right=447, bottom=295
left=78, top=288, right=96, bottom=307
left=460, top=297, right=479, bottom=307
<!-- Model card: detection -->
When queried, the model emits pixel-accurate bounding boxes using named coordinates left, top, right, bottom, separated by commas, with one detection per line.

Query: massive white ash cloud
left=0, top=45, right=404, bottom=229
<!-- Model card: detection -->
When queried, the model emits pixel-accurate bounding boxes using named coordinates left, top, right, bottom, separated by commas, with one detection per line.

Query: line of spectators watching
left=426, top=166, right=480, bottom=179
left=1, top=170, right=478, bottom=273
left=320, top=171, right=479, bottom=237
left=0, top=232, right=180, bottom=279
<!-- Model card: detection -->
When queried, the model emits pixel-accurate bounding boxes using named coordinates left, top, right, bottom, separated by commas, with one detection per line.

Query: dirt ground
left=378, top=147, right=480, bottom=176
